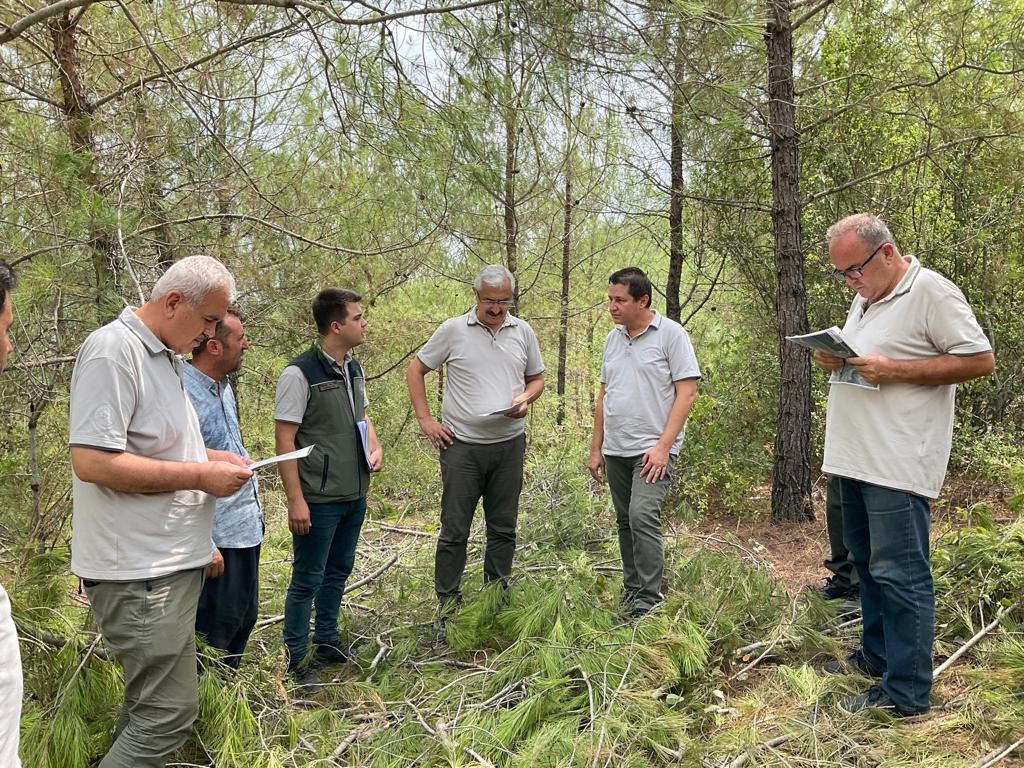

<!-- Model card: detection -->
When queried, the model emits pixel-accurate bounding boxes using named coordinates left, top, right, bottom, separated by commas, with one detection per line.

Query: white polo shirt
left=822, top=257, right=991, bottom=499
left=417, top=309, right=545, bottom=444
left=69, top=308, right=214, bottom=581
left=600, top=311, right=701, bottom=456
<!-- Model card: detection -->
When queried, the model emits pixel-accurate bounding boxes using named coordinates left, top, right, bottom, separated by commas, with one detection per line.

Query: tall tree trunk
left=501, top=1, right=519, bottom=293
left=665, top=26, right=686, bottom=322
left=766, top=0, right=813, bottom=522
left=556, top=168, right=572, bottom=426
left=49, top=9, right=118, bottom=323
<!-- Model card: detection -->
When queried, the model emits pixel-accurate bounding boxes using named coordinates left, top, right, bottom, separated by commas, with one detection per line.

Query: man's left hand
left=640, top=444, right=671, bottom=484
left=503, top=393, right=530, bottom=419
left=205, top=548, right=224, bottom=580
left=848, top=354, right=893, bottom=384
left=369, top=447, right=384, bottom=472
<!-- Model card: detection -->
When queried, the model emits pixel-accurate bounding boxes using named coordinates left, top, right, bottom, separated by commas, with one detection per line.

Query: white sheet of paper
left=249, top=444, right=315, bottom=470
left=477, top=404, right=519, bottom=417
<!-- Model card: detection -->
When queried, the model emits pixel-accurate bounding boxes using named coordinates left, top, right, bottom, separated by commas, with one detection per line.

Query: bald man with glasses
left=814, top=213, right=993, bottom=717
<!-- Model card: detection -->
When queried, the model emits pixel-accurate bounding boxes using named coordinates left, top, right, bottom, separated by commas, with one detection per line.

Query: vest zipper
left=320, top=454, right=330, bottom=492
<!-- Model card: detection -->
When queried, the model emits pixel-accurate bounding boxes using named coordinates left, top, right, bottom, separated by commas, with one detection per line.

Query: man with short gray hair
left=70, top=255, right=252, bottom=767
left=407, top=265, right=544, bottom=629
left=815, top=213, right=993, bottom=717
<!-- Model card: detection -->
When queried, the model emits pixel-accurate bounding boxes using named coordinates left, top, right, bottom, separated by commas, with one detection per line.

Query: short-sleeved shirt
left=274, top=349, right=369, bottom=425
left=69, top=307, right=215, bottom=581
left=183, top=364, right=262, bottom=548
left=417, top=310, right=545, bottom=444
left=822, top=256, right=991, bottom=499
left=600, top=311, right=701, bottom=456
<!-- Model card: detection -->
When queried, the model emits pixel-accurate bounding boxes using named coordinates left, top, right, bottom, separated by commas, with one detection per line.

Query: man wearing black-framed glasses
left=407, top=265, right=545, bottom=638
left=814, top=213, right=994, bottom=718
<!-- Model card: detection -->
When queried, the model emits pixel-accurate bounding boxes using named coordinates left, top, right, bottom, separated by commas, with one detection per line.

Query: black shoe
left=818, top=576, right=858, bottom=601
left=839, top=684, right=927, bottom=717
left=823, top=649, right=882, bottom=678
left=287, top=664, right=321, bottom=690
left=313, top=643, right=352, bottom=666
left=433, top=617, right=448, bottom=643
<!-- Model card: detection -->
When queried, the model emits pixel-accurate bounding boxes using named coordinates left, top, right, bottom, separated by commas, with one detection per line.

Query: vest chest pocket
left=316, top=381, right=342, bottom=391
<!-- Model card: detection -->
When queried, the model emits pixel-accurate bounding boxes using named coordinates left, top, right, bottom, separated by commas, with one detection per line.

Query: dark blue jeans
left=840, top=477, right=933, bottom=713
left=283, top=498, right=366, bottom=665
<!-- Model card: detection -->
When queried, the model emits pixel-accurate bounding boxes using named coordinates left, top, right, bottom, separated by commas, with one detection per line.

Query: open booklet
left=785, top=326, right=879, bottom=390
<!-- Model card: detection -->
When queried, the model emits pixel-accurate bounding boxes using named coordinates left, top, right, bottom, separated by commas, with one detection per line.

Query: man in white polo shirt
left=69, top=256, right=253, bottom=768
left=407, top=265, right=544, bottom=629
left=814, top=213, right=993, bottom=717
left=588, top=267, right=700, bottom=618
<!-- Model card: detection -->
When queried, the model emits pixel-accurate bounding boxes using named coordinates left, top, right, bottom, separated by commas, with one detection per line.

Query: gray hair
left=151, top=255, right=237, bottom=306
left=826, top=213, right=894, bottom=250
left=473, top=264, right=515, bottom=292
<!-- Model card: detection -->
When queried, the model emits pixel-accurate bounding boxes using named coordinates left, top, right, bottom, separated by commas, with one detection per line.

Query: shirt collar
left=183, top=361, right=222, bottom=396
left=465, top=308, right=518, bottom=329
left=860, top=255, right=920, bottom=311
left=117, top=306, right=171, bottom=356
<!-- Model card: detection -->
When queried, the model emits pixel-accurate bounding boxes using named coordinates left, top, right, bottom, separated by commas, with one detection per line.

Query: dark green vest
left=289, top=346, right=370, bottom=503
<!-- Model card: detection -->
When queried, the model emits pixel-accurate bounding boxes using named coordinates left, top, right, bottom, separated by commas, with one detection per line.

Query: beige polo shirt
left=69, top=308, right=214, bottom=581
left=417, top=309, right=545, bottom=444
left=822, top=257, right=991, bottom=499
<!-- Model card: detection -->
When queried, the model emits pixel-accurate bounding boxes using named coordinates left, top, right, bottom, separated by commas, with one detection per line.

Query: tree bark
left=766, top=0, right=813, bottom=522
left=665, top=24, right=686, bottom=322
left=556, top=168, right=572, bottom=426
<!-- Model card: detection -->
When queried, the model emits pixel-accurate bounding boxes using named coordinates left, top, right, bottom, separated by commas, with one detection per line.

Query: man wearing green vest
left=275, top=288, right=382, bottom=688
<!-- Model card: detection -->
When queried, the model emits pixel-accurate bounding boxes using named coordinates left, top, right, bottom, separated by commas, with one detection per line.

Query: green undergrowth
left=12, top=491, right=1024, bottom=767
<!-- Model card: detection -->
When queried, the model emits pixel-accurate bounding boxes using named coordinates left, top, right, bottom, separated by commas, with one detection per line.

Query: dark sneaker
left=818, top=576, right=858, bottom=601
left=433, top=617, right=448, bottom=643
left=287, top=664, right=321, bottom=691
left=823, top=649, right=882, bottom=678
left=313, top=643, right=352, bottom=666
left=839, top=684, right=927, bottom=717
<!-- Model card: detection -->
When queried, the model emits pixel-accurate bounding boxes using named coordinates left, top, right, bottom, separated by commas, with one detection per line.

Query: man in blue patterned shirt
left=184, top=308, right=262, bottom=669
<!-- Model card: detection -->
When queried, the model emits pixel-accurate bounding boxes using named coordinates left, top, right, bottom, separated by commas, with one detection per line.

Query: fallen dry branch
left=725, top=733, right=795, bottom=768
left=975, top=737, right=1024, bottom=768
left=933, top=599, right=1020, bottom=679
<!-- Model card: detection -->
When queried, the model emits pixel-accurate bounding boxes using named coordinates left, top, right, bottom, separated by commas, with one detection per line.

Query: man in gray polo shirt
left=407, top=265, right=545, bottom=626
left=69, top=256, right=253, bottom=768
left=588, top=267, right=700, bottom=618
left=814, top=213, right=993, bottom=717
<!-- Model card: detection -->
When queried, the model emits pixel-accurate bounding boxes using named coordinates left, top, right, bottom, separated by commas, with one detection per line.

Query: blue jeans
left=840, top=478, right=933, bottom=713
left=283, top=498, right=366, bottom=665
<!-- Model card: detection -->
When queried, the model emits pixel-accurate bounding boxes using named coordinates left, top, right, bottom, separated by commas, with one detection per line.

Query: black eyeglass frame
left=832, top=241, right=889, bottom=280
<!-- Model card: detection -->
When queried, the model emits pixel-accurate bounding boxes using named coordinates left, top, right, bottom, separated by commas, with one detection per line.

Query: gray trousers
left=824, top=474, right=859, bottom=588
left=435, top=434, right=525, bottom=603
left=605, top=454, right=675, bottom=611
left=85, top=568, right=203, bottom=768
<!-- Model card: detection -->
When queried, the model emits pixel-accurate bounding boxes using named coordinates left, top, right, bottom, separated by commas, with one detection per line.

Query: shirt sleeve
left=69, top=350, right=137, bottom=451
left=416, top=321, right=452, bottom=371
left=666, top=325, right=702, bottom=381
left=926, top=276, right=992, bottom=355
left=523, top=323, right=545, bottom=376
left=274, top=366, right=310, bottom=424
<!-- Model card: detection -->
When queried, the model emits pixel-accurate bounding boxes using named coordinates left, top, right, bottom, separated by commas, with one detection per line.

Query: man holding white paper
left=407, top=265, right=544, bottom=627
left=275, top=288, right=382, bottom=687
left=814, top=213, right=993, bottom=717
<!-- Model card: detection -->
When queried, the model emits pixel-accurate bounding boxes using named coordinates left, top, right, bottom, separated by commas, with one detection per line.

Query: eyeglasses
left=478, top=298, right=514, bottom=308
left=832, top=242, right=888, bottom=280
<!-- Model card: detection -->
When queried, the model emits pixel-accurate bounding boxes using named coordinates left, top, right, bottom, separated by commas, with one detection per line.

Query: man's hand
left=503, top=392, right=530, bottom=419
left=287, top=496, right=311, bottom=535
left=640, top=444, right=671, bottom=484
left=199, top=461, right=253, bottom=497
left=847, top=354, right=893, bottom=385
left=587, top=449, right=605, bottom=482
left=209, top=449, right=253, bottom=469
left=369, top=446, right=384, bottom=472
left=812, top=350, right=846, bottom=372
left=205, top=547, right=224, bottom=580
left=417, top=415, right=455, bottom=450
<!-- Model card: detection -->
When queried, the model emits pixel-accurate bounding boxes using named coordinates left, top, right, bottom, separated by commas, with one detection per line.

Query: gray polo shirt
left=600, top=311, right=701, bottom=456
left=69, top=307, right=215, bottom=581
left=417, top=309, right=545, bottom=444
left=823, top=256, right=991, bottom=498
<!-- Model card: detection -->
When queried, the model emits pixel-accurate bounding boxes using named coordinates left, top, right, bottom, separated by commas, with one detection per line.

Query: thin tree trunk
left=556, top=168, right=572, bottom=426
left=766, top=0, right=813, bottom=522
left=502, top=1, right=519, bottom=291
left=665, top=26, right=686, bottom=322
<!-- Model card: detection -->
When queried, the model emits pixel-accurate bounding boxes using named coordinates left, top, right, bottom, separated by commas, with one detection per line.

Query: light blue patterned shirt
left=183, top=363, right=263, bottom=548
